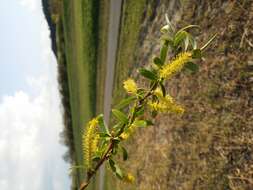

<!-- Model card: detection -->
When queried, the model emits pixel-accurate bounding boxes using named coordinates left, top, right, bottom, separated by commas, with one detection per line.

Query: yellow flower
left=123, top=79, right=137, bottom=94
left=160, top=52, right=192, bottom=79
left=82, top=117, right=99, bottom=169
left=119, top=124, right=136, bottom=140
left=124, top=173, right=135, bottom=183
left=154, top=88, right=163, bottom=97
left=119, top=132, right=130, bottom=140
left=148, top=95, right=185, bottom=114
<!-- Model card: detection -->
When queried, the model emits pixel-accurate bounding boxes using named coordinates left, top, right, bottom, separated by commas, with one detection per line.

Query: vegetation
left=110, top=1, right=253, bottom=190
left=42, top=0, right=253, bottom=189
left=77, top=20, right=215, bottom=189
left=43, top=0, right=109, bottom=189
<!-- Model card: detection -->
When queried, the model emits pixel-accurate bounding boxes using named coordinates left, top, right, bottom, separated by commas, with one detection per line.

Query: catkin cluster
left=82, top=118, right=100, bottom=169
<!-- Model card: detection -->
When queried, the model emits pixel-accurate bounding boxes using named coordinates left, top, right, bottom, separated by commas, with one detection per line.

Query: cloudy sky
left=0, top=0, right=70, bottom=189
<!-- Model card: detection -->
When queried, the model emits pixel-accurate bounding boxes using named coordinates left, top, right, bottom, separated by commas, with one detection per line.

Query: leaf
left=133, top=120, right=147, bottom=128
left=115, top=96, right=136, bottom=110
left=192, top=49, right=202, bottom=59
left=99, top=133, right=111, bottom=138
left=200, top=33, right=217, bottom=51
left=108, top=158, right=123, bottom=179
left=112, top=144, right=118, bottom=155
left=184, top=34, right=189, bottom=51
left=189, top=35, right=197, bottom=50
left=115, top=164, right=123, bottom=179
left=160, top=40, right=169, bottom=64
left=159, top=82, right=166, bottom=97
left=112, top=109, right=128, bottom=124
left=109, top=159, right=116, bottom=172
left=153, top=57, right=162, bottom=67
left=135, top=106, right=145, bottom=117
left=146, top=120, right=154, bottom=126
left=92, top=155, right=101, bottom=162
left=184, top=62, right=199, bottom=73
left=174, top=31, right=188, bottom=48
left=121, top=146, right=128, bottom=161
left=176, top=25, right=200, bottom=34
left=139, top=68, right=158, bottom=81
left=97, top=114, right=109, bottom=134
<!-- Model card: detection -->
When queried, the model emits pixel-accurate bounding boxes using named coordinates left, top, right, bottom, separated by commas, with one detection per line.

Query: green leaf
left=159, top=82, right=166, bottom=97
left=153, top=57, right=162, bottom=67
left=92, top=155, right=101, bottom=162
left=184, top=34, right=189, bottom=51
left=112, top=144, right=118, bottom=155
left=160, top=40, right=169, bottom=64
left=115, top=164, right=123, bottom=179
left=192, top=49, right=202, bottom=59
left=112, top=137, right=121, bottom=144
left=133, top=120, right=147, bottom=128
left=146, top=120, right=154, bottom=126
left=115, top=96, right=136, bottom=110
left=135, top=106, right=145, bottom=117
left=174, top=31, right=188, bottom=48
left=108, top=158, right=123, bottom=179
left=200, top=33, right=217, bottom=51
left=99, top=133, right=111, bottom=138
left=184, top=62, right=199, bottom=73
left=189, top=35, right=197, bottom=50
left=139, top=68, right=158, bottom=81
left=109, top=159, right=116, bottom=172
left=176, top=25, right=200, bottom=34
left=112, top=109, right=128, bottom=124
left=97, top=114, right=109, bottom=134
left=121, top=146, right=128, bottom=161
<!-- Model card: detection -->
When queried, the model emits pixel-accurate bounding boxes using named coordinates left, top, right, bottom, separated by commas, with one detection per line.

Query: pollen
left=160, top=52, right=192, bottom=79
left=123, top=79, right=138, bottom=94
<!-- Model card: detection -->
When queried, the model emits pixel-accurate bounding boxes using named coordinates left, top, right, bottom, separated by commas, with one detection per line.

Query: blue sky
left=0, top=0, right=70, bottom=189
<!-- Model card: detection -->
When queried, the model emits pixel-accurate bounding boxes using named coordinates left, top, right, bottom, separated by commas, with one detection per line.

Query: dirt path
left=99, top=0, right=123, bottom=189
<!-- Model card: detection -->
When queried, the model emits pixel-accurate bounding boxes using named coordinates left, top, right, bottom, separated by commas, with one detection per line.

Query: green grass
left=112, top=0, right=147, bottom=105
left=59, top=0, right=107, bottom=188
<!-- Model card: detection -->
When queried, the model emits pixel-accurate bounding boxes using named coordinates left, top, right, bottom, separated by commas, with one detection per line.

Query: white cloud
left=0, top=75, right=69, bottom=190
left=18, top=0, right=39, bottom=12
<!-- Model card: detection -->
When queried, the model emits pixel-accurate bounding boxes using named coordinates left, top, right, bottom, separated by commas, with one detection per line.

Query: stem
left=79, top=141, right=114, bottom=190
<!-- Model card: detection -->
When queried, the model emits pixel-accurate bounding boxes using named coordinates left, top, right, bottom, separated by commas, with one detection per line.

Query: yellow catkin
left=154, top=88, right=163, bottom=97
left=91, top=134, right=100, bottom=154
left=123, top=78, right=138, bottom=94
left=119, top=124, right=136, bottom=140
left=123, top=173, right=135, bottom=183
left=82, top=118, right=99, bottom=169
left=160, top=52, right=192, bottom=79
left=148, top=94, right=185, bottom=114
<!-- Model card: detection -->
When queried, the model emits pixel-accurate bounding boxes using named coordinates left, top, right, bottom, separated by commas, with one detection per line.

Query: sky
left=0, top=0, right=71, bottom=189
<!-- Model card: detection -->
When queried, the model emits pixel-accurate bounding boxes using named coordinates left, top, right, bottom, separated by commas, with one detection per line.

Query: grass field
left=57, top=0, right=109, bottom=189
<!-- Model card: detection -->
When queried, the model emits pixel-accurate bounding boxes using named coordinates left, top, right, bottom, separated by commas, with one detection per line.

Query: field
left=55, top=0, right=109, bottom=189
left=49, top=0, right=253, bottom=189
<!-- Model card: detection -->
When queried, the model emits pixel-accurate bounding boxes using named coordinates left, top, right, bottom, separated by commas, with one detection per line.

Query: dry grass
left=112, top=0, right=253, bottom=189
